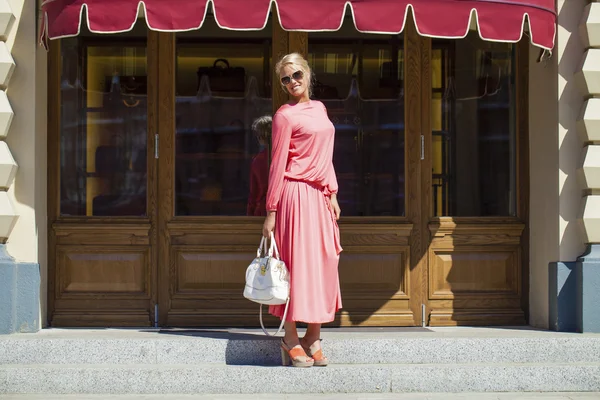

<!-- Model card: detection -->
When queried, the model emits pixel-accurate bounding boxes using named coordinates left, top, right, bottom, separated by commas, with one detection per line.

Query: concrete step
left=1, top=328, right=599, bottom=395
left=1, top=363, right=599, bottom=394
left=5, top=395, right=600, bottom=400
left=2, top=327, right=600, bottom=366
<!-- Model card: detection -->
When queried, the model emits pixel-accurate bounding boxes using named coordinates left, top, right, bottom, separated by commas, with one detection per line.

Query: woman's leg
left=283, top=321, right=301, bottom=347
left=302, top=323, right=321, bottom=345
left=281, top=320, right=314, bottom=367
left=301, top=323, right=328, bottom=366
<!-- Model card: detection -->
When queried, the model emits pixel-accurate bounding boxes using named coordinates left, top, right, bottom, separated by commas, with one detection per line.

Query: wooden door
left=47, top=28, right=159, bottom=327
left=421, top=35, right=529, bottom=326
left=156, top=15, right=428, bottom=327
left=155, top=21, right=276, bottom=327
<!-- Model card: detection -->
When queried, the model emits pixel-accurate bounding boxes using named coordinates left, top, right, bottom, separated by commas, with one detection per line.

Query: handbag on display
left=197, top=59, right=246, bottom=93
left=243, top=232, right=290, bottom=336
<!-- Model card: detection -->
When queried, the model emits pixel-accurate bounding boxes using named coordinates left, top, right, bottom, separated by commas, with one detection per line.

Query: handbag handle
left=213, top=58, right=230, bottom=68
left=259, top=298, right=289, bottom=337
left=256, top=231, right=287, bottom=336
left=256, top=236, right=268, bottom=258
left=267, top=231, right=281, bottom=259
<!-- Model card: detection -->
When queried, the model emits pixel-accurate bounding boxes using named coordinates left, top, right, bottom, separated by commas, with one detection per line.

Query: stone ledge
left=0, top=140, right=17, bottom=189
left=0, top=245, right=40, bottom=334
left=579, top=195, right=600, bottom=243
left=0, top=364, right=598, bottom=394
left=0, top=191, right=17, bottom=239
left=0, top=90, right=13, bottom=139
left=577, top=99, right=600, bottom=143
left=577, top=245, right=600, bottom=334
left=2, top=334, right=600, bottom=365
left=0, top=42, right=14, bottom=89
left=576, top=49, right=600, bottom=96
left=0, top=0, right=14, bottom=41
left=578, top=145, right=600, bottom=190
left=580, top=3, right=600, bottom=49
left=549, top=262, right=577, bottom=332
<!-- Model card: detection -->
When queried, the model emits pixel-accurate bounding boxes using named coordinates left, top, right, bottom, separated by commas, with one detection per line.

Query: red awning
left=40, top=0, right=556, bottom=50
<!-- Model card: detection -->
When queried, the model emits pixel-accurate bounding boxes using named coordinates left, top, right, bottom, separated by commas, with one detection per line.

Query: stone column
left=0, top=0, right=40, bottom=335
left=575, top=1, right=600, bottom=333
left=533, top=0, right=588, bottom=332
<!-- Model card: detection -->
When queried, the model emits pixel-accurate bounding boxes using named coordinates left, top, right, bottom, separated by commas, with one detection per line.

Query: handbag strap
left=257, top=236, right=268, bottom=258
left=259, top=298, right=289, bottom=337
left=268, top=231, right=281, bottom=259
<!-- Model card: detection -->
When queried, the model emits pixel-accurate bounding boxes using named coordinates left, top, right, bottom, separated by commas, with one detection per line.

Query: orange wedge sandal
left=301, top=339, right=329, bottom=367
left=280, top=340, right=314, bottom=367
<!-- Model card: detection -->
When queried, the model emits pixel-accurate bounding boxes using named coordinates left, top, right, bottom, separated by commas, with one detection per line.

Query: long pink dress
left=267, top=100, right=343, bottom=324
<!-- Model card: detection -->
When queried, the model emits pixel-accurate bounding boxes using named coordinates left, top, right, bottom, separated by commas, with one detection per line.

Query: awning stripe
left=40, top=0, right=556, bottom=50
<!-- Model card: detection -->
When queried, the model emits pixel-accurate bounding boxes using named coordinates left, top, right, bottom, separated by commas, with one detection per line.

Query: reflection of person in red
left=246, top=116, right=272, bottom=216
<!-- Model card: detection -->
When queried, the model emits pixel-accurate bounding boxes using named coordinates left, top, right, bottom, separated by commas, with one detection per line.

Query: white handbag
left=243, top=232, right=290, bottom=336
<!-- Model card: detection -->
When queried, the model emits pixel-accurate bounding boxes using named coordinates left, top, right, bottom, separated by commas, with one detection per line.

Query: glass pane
left=60, top=28, right=148, bottom=216
left=432, top=34, right=516, bottom=217
left=175, top=17, right=272, bottom=216
left=309, top=21, right=405, bottom=217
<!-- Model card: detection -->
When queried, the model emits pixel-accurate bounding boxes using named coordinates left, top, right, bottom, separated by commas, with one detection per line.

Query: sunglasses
left=281, top=70, right=304, bottom=85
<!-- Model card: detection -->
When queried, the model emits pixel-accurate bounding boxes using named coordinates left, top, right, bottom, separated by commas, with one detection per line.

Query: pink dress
left=267, top=100, right=343, bottom=324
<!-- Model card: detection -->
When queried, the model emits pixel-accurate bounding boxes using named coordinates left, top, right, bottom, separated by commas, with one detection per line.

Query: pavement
left=1, top=394, right=600, bottom=400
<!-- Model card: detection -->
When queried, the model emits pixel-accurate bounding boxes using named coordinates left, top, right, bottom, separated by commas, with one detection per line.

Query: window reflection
left=175, top=19, right=272, bottom=216
left=60, top=30, right=148, bottom=217
left=308, top=29, right=405, bottom=217
left=432, top=34, right=516, bottom=217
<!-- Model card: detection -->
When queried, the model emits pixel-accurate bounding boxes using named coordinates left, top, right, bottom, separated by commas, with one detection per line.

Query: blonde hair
left=275, top=52, right=313, bottom=97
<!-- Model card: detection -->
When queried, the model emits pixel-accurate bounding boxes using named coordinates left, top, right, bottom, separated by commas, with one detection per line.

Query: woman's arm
left=263, top=112, right=293, bottom=236
left=265, top=112, right=293, bottom=212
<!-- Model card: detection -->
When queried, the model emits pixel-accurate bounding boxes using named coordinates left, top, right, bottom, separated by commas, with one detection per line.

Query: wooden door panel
left=339, top=252, right=407, bottom=293
left=427, top=220, right=525, bottom=326
left=336, top=223, right=413, bottom=326
left=59, top=248, right=148, bottom=293
left=51, top=223, right=153, bottom=326
left=163, top=221, right=417, bottom=327
left=174, top=248, right=250, bottom=292
left=429, top=248, right=519, bottom=297
left=165, top=221, right=262, bottom=326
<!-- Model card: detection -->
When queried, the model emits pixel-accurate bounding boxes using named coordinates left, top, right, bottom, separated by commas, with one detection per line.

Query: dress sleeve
left=323, top=162, right=339, bottom=196
left=266, top=112, right=293, bottom=212
left=320, top=101, right=339, bottom=196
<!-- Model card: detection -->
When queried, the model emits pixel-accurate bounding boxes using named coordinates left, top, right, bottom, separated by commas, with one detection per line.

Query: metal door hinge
left=420, top=135, right=425, bottom=160
left=422, top=304, right=427, bottom=327
left=154, top=134, right=159, bottom=159
left=154, top=304, right=159, bottom=328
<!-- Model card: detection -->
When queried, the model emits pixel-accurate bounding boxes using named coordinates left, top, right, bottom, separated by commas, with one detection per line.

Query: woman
left=263, top=53, right=343, bottom=368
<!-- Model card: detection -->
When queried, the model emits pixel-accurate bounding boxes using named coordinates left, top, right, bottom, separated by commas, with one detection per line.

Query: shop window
left=175, top=17, right=272, bottom=216
left=308, top=21, right=405, bottom=217
left=432, top=34, right=517, bottom=217
left=59, top=26, right=148, bottom=216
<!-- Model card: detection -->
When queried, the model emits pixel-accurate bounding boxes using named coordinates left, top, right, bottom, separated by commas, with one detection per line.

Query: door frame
left=46, top=17, right=529, bottom=328
left=420, top=37, right=530, bottom=326
left=47, top=31, right=160, bottom=327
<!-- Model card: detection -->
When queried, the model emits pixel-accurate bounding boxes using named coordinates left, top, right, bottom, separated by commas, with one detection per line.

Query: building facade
left=0, top=0, right=598, bottom=334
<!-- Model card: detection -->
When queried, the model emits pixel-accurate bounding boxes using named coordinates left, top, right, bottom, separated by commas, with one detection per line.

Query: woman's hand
left=263, top=211, right=276, bottom=237
left=330, top=195, right=341, bottom=220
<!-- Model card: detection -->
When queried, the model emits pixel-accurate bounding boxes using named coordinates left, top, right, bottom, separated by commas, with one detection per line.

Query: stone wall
left=575, top=1, right=600, bottom=333
left=0, top=0, right=43, bottom=334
